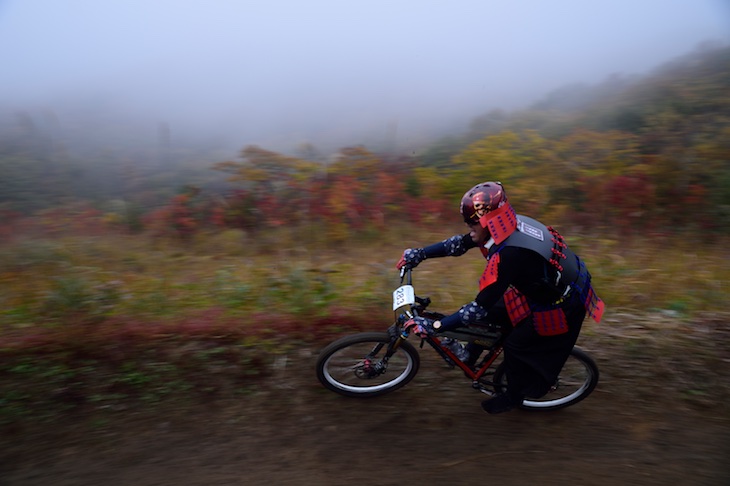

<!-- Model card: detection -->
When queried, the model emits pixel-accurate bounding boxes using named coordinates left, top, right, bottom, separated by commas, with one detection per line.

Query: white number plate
left=392, top=285, right=415, bottom=311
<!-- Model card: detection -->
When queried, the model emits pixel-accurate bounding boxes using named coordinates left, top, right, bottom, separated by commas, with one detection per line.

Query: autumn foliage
left=1, top=45, right=729, bottom=242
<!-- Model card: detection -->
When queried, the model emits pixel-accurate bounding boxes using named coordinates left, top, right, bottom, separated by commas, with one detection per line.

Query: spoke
left=322, top=340, right=413, bottom=392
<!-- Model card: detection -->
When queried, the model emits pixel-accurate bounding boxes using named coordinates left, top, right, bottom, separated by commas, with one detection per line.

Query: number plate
left=392, top=285, right=415, bottom=310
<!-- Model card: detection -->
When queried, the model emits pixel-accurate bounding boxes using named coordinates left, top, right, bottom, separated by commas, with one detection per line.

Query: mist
left=1, top=0, right=729, bottom=156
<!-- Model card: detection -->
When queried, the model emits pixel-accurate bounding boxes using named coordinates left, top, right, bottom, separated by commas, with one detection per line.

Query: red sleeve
left=475, top=250, right=513, bottom=311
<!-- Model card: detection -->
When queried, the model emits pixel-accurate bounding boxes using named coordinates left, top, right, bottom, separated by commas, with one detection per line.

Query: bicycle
left=315, top=267, right=599, bottom=411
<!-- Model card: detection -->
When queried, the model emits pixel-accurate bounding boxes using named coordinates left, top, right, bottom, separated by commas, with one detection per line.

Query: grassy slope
left=1, top=227, right=729, bottom=425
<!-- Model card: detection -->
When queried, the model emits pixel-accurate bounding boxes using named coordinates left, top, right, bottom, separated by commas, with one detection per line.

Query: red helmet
left=460, top=182, right=507, bottom=224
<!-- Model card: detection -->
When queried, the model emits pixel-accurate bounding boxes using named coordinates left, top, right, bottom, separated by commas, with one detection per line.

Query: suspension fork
left=362, top=325, right=405, bottom=373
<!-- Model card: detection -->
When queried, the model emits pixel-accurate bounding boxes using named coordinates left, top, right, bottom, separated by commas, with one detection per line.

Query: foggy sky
left=1, top=0, right=729, bottom=154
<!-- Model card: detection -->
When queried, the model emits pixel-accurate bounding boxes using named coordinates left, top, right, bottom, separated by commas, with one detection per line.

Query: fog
left=1, top=0, right=729, bottom=155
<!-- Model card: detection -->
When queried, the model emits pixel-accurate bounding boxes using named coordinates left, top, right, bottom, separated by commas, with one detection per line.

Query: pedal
left=472, top=382, right=495, bottom=396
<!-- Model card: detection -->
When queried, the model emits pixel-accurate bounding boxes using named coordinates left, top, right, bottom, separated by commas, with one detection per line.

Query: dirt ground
left=2, top=330, right=729, bottom=486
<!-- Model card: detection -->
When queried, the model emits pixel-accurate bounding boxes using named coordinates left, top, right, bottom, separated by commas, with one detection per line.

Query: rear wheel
left=493, top=346, right=599, bottom=411
left=316, top=332, right=420, bottom=397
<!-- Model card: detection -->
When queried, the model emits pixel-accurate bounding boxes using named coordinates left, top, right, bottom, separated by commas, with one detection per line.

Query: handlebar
left=398, top=266, right=430, bottom=311
left=399, top=266, right=412, bottom=285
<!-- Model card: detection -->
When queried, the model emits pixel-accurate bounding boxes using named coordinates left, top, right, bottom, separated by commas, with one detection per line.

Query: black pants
left=503, top=303, right=586, bottom=400
left=465, top=299, right=586, bottom=401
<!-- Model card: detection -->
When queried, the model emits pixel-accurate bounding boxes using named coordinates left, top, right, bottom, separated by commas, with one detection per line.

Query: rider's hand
left=403, top=316, right=436, bottom=337
left=396, top=248, right=426, bottom=270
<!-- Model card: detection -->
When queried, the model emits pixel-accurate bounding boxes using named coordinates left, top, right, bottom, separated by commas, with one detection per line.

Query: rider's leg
left=482, top=307, right=585, bottom=413
left=466, top=298, right=511, bottom=367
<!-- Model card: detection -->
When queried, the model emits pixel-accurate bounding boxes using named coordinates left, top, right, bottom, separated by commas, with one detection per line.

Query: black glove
left=396, top=248, right=426, bottom=269
left=403, top=316, right=436, bottom=337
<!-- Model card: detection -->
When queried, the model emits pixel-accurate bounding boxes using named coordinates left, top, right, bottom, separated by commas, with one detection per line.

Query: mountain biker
left=396, top=181, right=604, bottom=414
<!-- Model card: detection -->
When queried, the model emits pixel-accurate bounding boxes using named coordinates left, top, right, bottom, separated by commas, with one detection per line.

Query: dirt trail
left=2, top=343, right=729, bottom=486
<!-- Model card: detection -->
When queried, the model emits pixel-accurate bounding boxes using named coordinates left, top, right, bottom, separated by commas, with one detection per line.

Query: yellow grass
left=0, top=226, right=728, bottom=332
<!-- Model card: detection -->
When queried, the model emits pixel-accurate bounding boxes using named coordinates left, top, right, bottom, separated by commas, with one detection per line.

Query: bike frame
left=390, top=267, right=509, bottom=393
left=423, top=334, right=505, bottom=383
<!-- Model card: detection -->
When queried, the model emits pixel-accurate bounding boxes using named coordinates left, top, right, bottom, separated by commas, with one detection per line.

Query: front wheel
left=493, top=346, right=599, bottom=411
left=316, top=332, right=420, bottom=397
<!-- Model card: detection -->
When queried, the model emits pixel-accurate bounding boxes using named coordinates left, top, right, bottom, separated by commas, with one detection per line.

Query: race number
left=392, top=285, right=415, bottom=311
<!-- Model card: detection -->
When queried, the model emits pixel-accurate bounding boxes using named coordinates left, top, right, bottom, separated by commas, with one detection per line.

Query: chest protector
left=501, top=216, right=579, bottom=298
left=481, top=216, right=579, bottom=299
left=480, top=215, right=593, bottom=335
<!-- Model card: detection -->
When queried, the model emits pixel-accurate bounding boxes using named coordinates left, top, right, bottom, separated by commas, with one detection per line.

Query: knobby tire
left=316, top=332, right=420, bottom=398
left=493, top=346, right=599, bottom=411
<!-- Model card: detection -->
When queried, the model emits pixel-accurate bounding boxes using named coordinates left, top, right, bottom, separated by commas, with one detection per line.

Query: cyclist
left=397, top=181, right=604, bottom=414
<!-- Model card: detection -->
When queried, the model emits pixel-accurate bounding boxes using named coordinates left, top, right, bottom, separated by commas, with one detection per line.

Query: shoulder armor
left=496, top=215, right=579, bottom=287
